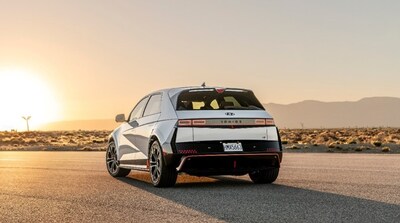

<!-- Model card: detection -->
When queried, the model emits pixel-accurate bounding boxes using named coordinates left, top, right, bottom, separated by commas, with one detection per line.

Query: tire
left=149, top=140, right=177, bottom=187
left=106, top=141, right=131, bottom=177
left=249, top=168, right=279, bottom=184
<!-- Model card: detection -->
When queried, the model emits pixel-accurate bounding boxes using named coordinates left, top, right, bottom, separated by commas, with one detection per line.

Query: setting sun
left=0, top=69, right=61, bottom=131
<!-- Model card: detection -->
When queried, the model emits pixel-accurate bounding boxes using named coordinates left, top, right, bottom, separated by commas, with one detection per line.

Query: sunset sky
left=0, top=0, right=399, bottom=130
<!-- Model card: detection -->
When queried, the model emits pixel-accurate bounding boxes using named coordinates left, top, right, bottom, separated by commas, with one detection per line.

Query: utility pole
left=22, top=116, right=31, bottom=131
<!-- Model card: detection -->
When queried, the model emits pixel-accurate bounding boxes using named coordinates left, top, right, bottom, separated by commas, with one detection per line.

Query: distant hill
left=40, top=119, right=117, bottom=131
left=39, top=97, right=400, bottom=130
left=264, top=97, right=400, bottom=128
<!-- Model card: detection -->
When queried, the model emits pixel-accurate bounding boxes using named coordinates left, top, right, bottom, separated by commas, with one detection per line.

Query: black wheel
left=249, top=168, right=279, bottom=184
left=106, top=141, right=131, bottom=177
left=149, top=140, right=177, bottom=187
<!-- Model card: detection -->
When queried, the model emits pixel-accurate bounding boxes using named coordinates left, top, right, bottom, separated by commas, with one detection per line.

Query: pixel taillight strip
left=178, top=118, right=275, bottom=127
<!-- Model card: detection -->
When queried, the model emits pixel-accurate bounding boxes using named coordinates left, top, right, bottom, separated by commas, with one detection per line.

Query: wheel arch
left=148, top=135, right=159, bottom=155
left=108, top=129, right=123, bottom=160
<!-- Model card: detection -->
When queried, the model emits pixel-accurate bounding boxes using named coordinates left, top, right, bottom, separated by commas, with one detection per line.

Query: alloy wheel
left=106, top=143, right=119, bottom=175
left=150, top=142, right=162, bottom=183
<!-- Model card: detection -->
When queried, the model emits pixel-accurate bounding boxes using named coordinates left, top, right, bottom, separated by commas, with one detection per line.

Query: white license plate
left=223, top=142, right=243, bottom=152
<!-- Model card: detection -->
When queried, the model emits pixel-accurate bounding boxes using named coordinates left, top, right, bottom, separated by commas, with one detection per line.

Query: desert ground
left=280, top=128, right=400, bottom=153
left=1, top=152, right=399, bottom=222
left=0, top=128, right=399, bottom=153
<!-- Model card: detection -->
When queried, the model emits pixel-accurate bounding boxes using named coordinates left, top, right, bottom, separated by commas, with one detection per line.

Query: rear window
left=176, top=89, right=264, bottom=110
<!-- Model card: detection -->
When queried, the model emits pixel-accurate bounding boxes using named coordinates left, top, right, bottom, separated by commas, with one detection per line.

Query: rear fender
left=150, top=119, right=178, bottom=155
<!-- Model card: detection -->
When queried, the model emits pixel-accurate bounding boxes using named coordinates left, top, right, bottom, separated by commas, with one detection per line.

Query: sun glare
left=0, top=69, right=61, bottom=131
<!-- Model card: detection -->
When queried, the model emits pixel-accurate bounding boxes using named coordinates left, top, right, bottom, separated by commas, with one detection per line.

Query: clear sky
left=0, top=0, right=399, bottom=129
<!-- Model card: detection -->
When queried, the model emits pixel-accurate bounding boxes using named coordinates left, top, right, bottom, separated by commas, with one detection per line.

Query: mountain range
left=264, top=97, right=400, bottom=128
left=39, top=97, right=400, bottom=130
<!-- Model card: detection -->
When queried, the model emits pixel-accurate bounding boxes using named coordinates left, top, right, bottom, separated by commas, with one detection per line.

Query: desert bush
left=26, top=139, right=36, bottom=144
left=286, top=145, right=300, bottom=150
left=92, top=139, right=105, bottom=144
left=281, top=140, right=288, bottom=145
left=354, top=147, right=363, bottom=152
left=347, top=139, right=357, bottom=144
left=81, top=146, right=92, bottom=151
left=381, top=147, right=390, bottom=152
left=373, top=141, right=382, bottom=147
left=328, top=143, right=336, bottom=148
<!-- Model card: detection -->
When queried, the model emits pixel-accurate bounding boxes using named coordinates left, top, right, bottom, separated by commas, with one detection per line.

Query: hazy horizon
left=37, top=96, right=400, bottom=131
left=1, top=0, right=399, bottom=130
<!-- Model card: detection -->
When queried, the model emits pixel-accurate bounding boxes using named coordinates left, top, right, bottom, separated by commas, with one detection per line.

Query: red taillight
left=255, top=119, right=266, bottom=125
left=178, top=120, right=192, bottom=126
left=265, top=119, right=275, bottom=126
left=192, top=119, right=206, bottom=126
left=178, top=119, right=206, bottom=126
left=255, top=119, right=275, bottom=126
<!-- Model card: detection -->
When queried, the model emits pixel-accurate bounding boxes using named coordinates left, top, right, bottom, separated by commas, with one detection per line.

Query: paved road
left=0, top=152, right=399, bottom=223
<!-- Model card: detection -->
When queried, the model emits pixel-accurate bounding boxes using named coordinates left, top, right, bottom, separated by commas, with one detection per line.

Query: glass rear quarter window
left=143, top=94, right=162, bottom=116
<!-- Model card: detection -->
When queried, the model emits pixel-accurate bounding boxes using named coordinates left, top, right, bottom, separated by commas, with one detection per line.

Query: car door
left=119, top=96, right=149, bottom=163
left=133, top=93, right=162, bottom=162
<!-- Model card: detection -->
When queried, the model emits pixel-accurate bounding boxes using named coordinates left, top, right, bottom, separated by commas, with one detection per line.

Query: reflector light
left=178, top=149, right=198, bottom=154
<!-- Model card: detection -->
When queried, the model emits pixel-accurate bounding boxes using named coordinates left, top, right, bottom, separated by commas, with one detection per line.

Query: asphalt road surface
left=0, top=152, right=399, bottom=223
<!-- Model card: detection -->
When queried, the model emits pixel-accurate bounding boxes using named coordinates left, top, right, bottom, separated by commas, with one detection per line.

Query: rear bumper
left=163, top=129, right=283, bottom=176
left=164, top=150, right=282, bottom=176
left=175, top=152, right=281, bottom=176
left=175, top=140, right=280, bottom=153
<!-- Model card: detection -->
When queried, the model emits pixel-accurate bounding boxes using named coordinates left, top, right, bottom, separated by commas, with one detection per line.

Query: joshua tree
left=22, top=116, right=31, bottom=131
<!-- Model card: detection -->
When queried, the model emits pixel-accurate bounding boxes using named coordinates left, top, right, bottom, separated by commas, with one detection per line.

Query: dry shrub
left=347, top=138, right=358, bottom=144
left=354, top=147, right=363, bottom=152
left=373, top=141, right=382, bottom=147
left=92, top=139, right=104, bottom=144
left=328, top=143, right=336, bottom=148
left=81, top=146, right=93, bottom=151
left=287, top=145, right=300, bottom=150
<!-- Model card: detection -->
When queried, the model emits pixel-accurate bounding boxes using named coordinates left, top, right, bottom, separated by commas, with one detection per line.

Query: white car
left=106, top=86, right=283, bottom=187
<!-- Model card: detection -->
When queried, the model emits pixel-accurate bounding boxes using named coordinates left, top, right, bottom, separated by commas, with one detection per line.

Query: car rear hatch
left=172, top=88, right=281, bottom=154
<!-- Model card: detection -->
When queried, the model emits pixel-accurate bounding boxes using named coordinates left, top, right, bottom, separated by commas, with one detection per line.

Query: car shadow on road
left=117, top=173, right=400, bottom=222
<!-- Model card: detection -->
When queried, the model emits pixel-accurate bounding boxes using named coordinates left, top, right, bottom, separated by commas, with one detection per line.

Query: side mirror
left=115, top=114, right=126, bottom=123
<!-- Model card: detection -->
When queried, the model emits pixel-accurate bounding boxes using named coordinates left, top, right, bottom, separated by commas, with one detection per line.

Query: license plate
left=223, top=142, right=243, bottom=152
